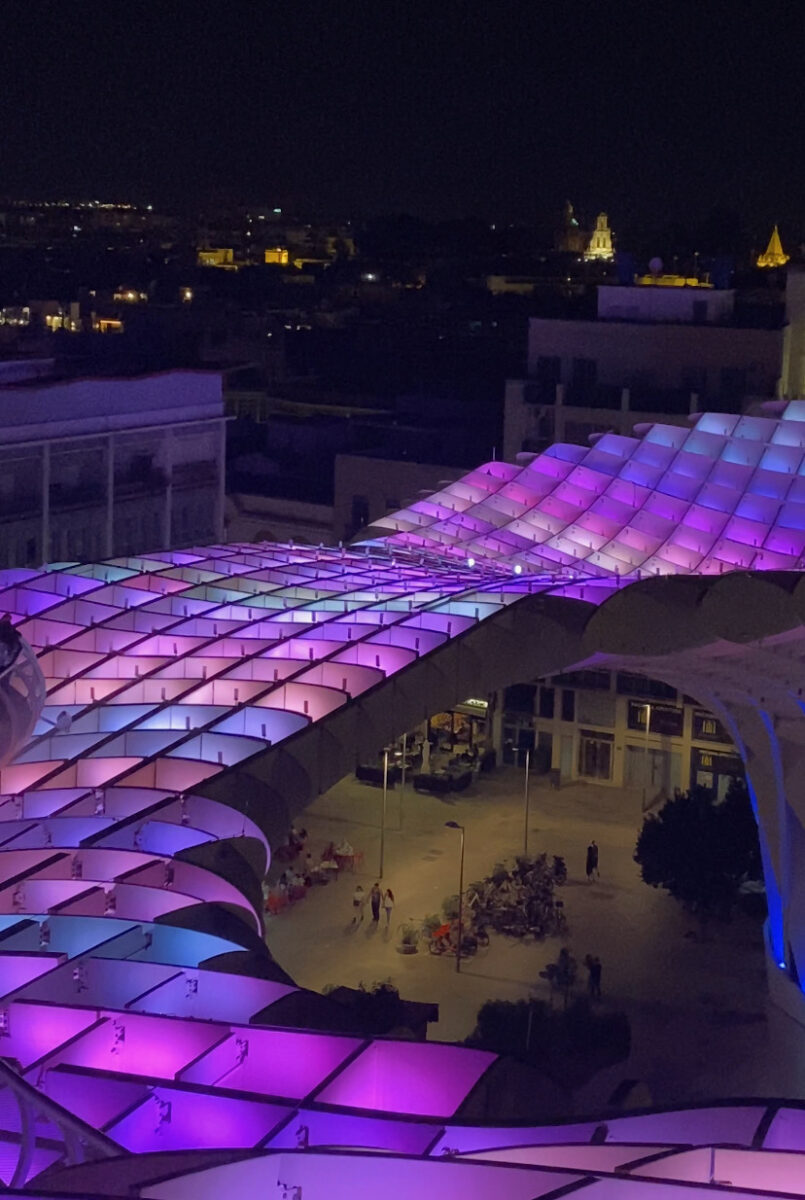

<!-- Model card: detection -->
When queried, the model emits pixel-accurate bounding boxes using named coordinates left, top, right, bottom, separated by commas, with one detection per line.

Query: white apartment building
left=504, top=283, right=783, bottom=459
left=0, top=362, right=226, bottom=567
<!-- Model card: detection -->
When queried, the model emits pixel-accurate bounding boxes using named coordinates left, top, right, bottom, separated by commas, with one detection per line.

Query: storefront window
left=692, top=711, right=731, bottom=743
left=627, top=701, right=684, bottom=738
left=579, top=730, right=613, bottom=780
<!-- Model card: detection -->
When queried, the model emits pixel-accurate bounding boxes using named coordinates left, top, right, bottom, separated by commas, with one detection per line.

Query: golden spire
left=757, top=224, right=789, bottom=268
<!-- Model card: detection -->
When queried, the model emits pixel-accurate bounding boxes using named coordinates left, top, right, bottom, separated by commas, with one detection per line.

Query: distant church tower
left=584, top=212, right=615, bottom=261
left=757, top=224, right=789, bottom=268
left=557, top=201, right=587, bottom=254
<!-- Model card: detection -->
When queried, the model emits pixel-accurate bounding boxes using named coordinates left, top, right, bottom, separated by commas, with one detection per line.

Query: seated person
left=431, top=921, right=453, bottom=952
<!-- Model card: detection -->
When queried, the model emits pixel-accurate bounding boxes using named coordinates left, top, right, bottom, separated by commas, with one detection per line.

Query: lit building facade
left=758, top=224, right=790, bottom=269
left=584, top=211, right=614, bottom=261
left=497, top=667, right=742, bottom=799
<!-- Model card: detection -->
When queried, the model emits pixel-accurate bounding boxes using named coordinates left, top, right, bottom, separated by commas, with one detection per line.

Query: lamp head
left=445, top=820, right=462, bottom=830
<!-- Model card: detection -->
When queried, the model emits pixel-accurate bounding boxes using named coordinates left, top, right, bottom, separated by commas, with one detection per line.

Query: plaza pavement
left=264, top=767, right=805, bottom=1114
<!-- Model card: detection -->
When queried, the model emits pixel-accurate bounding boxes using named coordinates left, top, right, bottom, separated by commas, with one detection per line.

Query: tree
left=634, top=780, right=761, bottom=929
left=467, top=997, right=630, bottom=1091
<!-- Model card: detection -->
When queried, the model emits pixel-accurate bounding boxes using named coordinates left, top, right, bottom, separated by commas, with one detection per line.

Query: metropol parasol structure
left=2, top=406, right=805, bottom=1196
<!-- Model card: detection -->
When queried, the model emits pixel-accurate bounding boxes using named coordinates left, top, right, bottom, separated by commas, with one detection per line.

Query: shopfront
left=691, top=747, right=744, bottom=800
left=429, top=697, right=489, bottom=752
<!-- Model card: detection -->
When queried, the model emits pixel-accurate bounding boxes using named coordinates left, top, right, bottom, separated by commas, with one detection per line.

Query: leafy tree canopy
left=634, top=780, right=761, bottom=919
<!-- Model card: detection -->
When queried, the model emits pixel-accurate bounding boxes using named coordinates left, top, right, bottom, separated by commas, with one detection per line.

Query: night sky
left=1, top=1, right=802, bottom=238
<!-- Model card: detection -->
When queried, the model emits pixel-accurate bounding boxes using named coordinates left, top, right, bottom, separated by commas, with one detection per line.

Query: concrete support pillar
left=106, top=434, right=115, bottom=558
left=554, top=383, right=565, bottom=441
left=163, top=428, right=174, bottom=550
left=41, top=443, right=50, bottom=565
left=215, top=418, right=226, bottom=542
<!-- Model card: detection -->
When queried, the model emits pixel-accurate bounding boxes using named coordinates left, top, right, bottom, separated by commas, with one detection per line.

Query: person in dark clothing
left=584, top=953, right=602, bottom=998
left=590, top=956, right=602, bottom=999
left=586, top=840, right=599, bottom=881
left=370, top=882, right=382, bottom=922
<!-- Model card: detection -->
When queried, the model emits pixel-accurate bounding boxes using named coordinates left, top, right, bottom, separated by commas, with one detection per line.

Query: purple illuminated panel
left=106, top=1086, right=290, bottom=1151
left=179, top=1028, right=361, bottom=1099
left=1, top=1002, right=100, bottom=1069
left=0, top=953, right=62, bottom=999
left=315, top=1041, right=495, bottom=1117
left=42, top=1066, right=150, bottom=1129
left=37, top=1012, right=225, bottom=1079
left=266, top=1108, right=440, bottom=1154
left=133, top=972, right=296, bottom=1024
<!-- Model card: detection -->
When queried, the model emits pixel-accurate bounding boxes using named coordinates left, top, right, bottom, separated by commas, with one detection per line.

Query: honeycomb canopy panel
left=366, top=403, right=805, bottom=577
left=6, top=407, right=805, bottom=1194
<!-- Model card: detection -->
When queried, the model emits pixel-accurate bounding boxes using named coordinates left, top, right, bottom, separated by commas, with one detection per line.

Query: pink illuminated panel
left=38, top=1012, right=225, bottom=1079
left=315, top=1040, right=495, bottom=1117
left=179, top=1028, right=362, bottom=1099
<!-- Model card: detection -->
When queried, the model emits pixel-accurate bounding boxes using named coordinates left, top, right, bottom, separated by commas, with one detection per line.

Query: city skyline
left=0, top=2, right=802, bottom=238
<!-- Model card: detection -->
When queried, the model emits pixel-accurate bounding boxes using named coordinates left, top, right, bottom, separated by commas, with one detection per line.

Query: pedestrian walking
left=383, top=888, right=394, bottom=925
left=591, top=956, right=602, bottom=999
left=370, top=881, right=382, bottom=922
left=351, top=884, right=365, bottom=924
left=586, top=839, right=599, bottom=881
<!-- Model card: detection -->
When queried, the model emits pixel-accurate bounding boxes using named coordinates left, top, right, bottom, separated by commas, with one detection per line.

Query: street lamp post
left=642, top=702, right=652, bottom=811
left=445, top=821, right=465, bottom=973
left=523, top=746, right=531, bottom=857
left=379, top=748, right=388, bottom=878
left=399, top=732, right=407, bottom=829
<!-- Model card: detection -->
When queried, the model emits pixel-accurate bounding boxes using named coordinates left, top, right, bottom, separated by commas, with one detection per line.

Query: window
left=504, top=684, right=536, bottom=714
left=351, top=494, right=369, bottom=530
left=571, top=357, right=598, bottom=389
left=538, top=687, right=555, bottom=719
left=628, top=700, right=684, bottom=738
left=561, top=689, right=575, bottom=721
left=535, top=355, right=561, bottom=392
left=720, top=368, right=747, bottom=399
left=692, top=711, right=731, bottom=743
left=536, top=355, right=561, bottom=380
left=681, top=366, right=707, bottom=394
left=577, top=691, right=615, bottom=727
left=535, top=731, right=553, bottom=772
left=552, top=669, right=611, bottom=691
left=616, top=673, right=676, bottom=700
left=579, top=730, right=613, bottom=780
